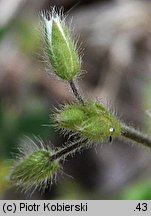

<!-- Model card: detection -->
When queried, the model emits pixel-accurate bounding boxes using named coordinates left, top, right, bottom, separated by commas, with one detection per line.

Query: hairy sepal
left=42, top=8, right=81, bottom=81
left=54, top=102, right=121, bottom=143
left=10, top=139, right=60, bottom=193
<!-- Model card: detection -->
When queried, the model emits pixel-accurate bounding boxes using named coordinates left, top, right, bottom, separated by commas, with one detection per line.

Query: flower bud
left=54, top=102, right=121, bottom=142
left=10, top=143, right=60, bottom=191
left=55, top=104, right=85, bottom=130
left=42, top=9, right=81, bottom=80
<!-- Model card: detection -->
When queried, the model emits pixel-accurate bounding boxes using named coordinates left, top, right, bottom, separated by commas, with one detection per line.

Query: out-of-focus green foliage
left=0, top=160, right=11, bottom=198
left=15, top=20, right=40, bottom=55
left=57, top=179, right=85, bottom=199
left=121, top=180, right=151, bottom=200
left=0, top=97, right=55, bottom=158
left=0, top=26, right=9, bottom=42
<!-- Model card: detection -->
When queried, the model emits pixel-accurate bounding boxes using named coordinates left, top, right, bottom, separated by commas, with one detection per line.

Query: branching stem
left=49, top=124, right=151, bottom=162
left=67, top=79, right=151, bottom=157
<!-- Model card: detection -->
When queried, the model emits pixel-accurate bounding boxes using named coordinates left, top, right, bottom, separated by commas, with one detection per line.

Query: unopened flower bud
left=54, top=102, right=121, bottom=142
left=42, top=8, right=81, bottom=81
left=10, top=141, right=60, bottom=191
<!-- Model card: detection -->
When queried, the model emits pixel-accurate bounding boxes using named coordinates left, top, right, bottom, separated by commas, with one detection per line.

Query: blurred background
left=1, top=0, right=151, bottom=200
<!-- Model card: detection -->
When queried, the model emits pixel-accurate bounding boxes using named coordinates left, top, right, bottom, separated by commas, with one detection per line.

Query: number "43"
left=135, top=203, right=147, bottom=211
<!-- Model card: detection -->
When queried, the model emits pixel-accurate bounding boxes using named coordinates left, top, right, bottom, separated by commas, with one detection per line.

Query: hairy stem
left=50, top=125, right=151, bottom=162
left=69, top=80, right=84, bottom=105
left=121, top=124, right=151, bottom=148
left=50, top=140, right=85, bottom=161
left=49, top=81, right=85, bottom=162
left=53, top=78, right=151, bottom=161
